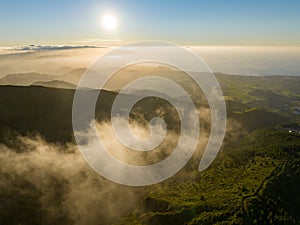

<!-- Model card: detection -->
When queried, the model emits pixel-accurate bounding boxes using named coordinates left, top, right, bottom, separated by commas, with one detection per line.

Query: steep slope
left=115, top=129, right=300, bottom=225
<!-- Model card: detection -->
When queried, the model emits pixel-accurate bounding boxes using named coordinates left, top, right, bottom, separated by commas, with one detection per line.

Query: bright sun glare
left=102, top=14, right=117, bottom=31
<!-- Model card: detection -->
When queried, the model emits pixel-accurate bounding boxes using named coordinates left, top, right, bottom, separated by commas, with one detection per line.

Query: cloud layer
left=1, top=44, right=99, bottom=52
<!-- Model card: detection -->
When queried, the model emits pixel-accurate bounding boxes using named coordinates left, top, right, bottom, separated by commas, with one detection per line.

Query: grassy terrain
left=115, top=129, right=300, bottom=225
left=0, top=74, right=299, bottom=224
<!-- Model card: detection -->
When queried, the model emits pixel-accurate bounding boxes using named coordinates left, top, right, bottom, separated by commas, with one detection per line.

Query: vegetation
left=0, top=74, right=299, bottom=224
left=113, top=129, right=300, bottom=225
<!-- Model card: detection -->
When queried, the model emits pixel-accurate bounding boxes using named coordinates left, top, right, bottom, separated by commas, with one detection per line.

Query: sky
left=0, top=0, right=300, bottom=46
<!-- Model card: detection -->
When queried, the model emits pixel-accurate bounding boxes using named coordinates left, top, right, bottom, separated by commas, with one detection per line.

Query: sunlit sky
left=0, top=0, right=299, bottom=46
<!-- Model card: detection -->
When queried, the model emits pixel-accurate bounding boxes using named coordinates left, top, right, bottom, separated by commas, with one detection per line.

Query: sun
left=102, top=14, right=117, bottom=31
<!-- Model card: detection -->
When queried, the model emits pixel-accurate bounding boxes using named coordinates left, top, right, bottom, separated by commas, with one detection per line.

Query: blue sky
left=0, top=0, right=299, bottom=46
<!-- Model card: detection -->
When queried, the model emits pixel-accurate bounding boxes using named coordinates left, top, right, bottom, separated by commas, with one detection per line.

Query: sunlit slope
left=115, top=129, right=300, bottom=225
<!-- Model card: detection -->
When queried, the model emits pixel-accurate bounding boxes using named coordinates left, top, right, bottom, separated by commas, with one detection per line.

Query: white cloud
left=0, top=44, right=99, bottom=52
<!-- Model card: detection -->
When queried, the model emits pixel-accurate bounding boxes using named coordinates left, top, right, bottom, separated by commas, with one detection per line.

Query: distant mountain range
left=0, top=68, right=86, bottom=88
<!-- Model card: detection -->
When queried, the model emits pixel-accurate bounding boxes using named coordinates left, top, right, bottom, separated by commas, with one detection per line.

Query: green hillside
left=115, top=129, right=300, bottom=225
left=0, top=74, right=299, bottom=225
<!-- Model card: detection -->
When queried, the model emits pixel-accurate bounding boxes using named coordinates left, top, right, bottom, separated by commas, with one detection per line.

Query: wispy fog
left=0, top=134, right=142, bottom=225
left=0, top=102, right=244, bottom=224
left=0, top=114, right=207, bottom=224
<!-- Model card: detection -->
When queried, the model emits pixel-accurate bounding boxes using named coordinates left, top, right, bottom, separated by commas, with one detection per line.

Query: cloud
left=0, top=104, right=237, bottom=224
left=0, top=134, right=141, bottom=225
left=0, top=113, right=198, bottom=224
left=0, top=44, right=99, bottom=52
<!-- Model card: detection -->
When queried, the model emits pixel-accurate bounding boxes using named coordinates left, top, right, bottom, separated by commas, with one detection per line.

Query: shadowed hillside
left=0, top=74, right=299, bottom=225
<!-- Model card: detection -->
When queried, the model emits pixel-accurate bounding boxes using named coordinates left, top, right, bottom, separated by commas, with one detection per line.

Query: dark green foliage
left=0, top=74, right=300, bottom=225
left=116, top=129, right=300, bottom=225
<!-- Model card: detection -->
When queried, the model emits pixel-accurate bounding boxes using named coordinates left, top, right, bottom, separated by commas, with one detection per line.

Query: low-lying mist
left=0, top=118, right=196, bottom=225
left=0, top=134, right=145, bottom=225
left=0, top=109, right=244, bottom=225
